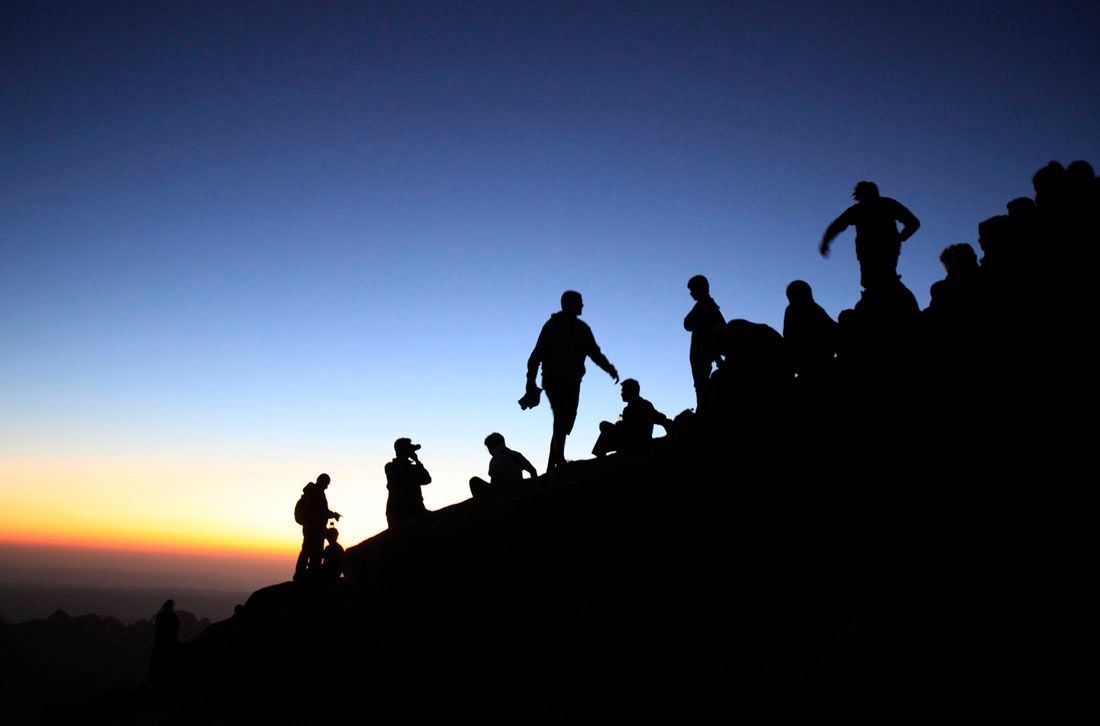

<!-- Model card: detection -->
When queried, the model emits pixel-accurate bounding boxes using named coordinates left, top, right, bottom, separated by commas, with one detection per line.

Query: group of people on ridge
left=291, top=162, right=1097, bottom=582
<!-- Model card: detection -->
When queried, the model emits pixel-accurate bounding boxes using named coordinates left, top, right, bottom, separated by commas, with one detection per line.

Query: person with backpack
left=294, top=473, right=340, bottom=582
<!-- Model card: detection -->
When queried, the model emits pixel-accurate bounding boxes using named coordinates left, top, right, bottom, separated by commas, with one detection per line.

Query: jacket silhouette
left=526, top=291, right=618, bottom=470
left=821, top=181, right=920, bottom=292
left=592, top=379, right=672, bottom=457
left=294, top=474, right=340, bottom=581
left=684, top=275, right=725, bottom=410
left=385, top=438, right=432, bottom=528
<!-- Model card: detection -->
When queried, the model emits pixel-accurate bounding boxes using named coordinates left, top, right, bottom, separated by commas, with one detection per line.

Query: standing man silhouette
left=683, top=275, right=725, bottom=411
left=525, top=290, right=619, bottom=471
left=385, top=438, right=432, bottom=529
left=294, top=473, right=340, bottom=582
left=820, top=181, right=921, bottom=293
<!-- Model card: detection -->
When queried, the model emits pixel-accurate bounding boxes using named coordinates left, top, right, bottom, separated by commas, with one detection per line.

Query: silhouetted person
left=148, top=599, right=180, bottom=687
left=782, top=280, right=836, bottom=378
left=1065, top=160, right=1097, bottom=273
left=1031, top=160, right=1095, bottom=305
left=976, top=214, right=1022, bottom=311
left=1006, top=197, right=1039, bottom=244
left=294, top=473, right=341, bottom=582
left=525, top=290, right=619, bottom=470
left=469, top=432, right=538, bottom=500
left=926, top=244, right=984, bottom=327
left=683, top=275, right=725, bottom=411
left=320, top=527, right=344, bottom=582
left=710, top=320, right=791, bottom=412
left=820, top=181, right=921, bottom=293
left=592, top=379, right=672, bottom=457
left=385, top=438, right=432, bottom=528
left=1032, top=161, right=1067, bottom=217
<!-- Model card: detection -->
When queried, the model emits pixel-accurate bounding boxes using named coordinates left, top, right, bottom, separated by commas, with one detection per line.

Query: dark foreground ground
left=37, top=311, right=1090, bottom=725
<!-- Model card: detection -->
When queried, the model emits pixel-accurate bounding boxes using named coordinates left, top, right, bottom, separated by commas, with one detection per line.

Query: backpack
left=294, top=486, right=312, bottom=525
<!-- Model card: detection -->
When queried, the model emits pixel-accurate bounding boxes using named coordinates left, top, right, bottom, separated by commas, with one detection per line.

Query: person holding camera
left=524, top=290, right=619, bottom=471
left=293, top=473, right=341, bottom=581
left=385, top=438, right=432, bottom=528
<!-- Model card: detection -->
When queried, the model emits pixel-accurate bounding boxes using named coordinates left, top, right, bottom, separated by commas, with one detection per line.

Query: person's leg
left=691, top=360, right=712, bottom=412
left=545, top=380, right=580, bottom=470
left=303, top=528, right=324, bottom=575
left=294, top=528, right=311, bottom=580
left=592, top=420, right=617, bottom=457
left=548, top=426, right=566, bottom=470
left=469, top=476, right=493, bottom=500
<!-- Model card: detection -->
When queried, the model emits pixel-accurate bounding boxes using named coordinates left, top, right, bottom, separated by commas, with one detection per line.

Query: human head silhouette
left=561, top=290, right=583, bottom=316
left=785, top=280, right=814, bottom=305
left=1006, top=196, right=1037, bottom=220
left=316, top=473, right=331, bottom=489
left=1067, top=160, right=1096, bottom=193
left=939, top=244, right=978, bottom=276
left=160, top=599, right=174, bottom=613
left=620, top=378, right=640, bottom=402
left=687, top=275, right=710, bottom=301
left=325, top=527, right=339, bottom=544
left=978, top=216, right=1012, bottom=257
left=1032, top=161, right=1066, bottom=194
left=394, top=438, right=421, bottom=457
left=484, top=432, right=505, bottom=452
left=852, top=181, right=879, bottom=202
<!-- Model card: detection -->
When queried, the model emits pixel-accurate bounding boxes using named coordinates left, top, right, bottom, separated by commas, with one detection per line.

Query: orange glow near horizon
left=0, top=530, right=291, bottom=559
left=0, top=440, right=481, bottom=563
left=0, top=451, right=475, bottom=562
left=0, top=454, right=327, bottom=560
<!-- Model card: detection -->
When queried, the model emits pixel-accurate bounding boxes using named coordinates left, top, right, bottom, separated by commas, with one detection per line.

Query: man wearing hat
left=385, top=438, right=432, bottom=528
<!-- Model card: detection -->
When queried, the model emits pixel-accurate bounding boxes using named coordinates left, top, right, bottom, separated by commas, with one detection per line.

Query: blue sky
left=2, top=1, right=1098, bottom=552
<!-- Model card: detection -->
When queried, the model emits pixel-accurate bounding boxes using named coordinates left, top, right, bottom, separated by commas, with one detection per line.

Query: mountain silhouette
left=37, top=160, right=1093, bottom=724
left=44, top=318, right=1085, bottom=724
left=0, top=609, right=209, bottom=724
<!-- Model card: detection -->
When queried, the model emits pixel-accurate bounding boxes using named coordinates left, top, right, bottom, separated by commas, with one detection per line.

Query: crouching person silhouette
left=385, top=438, right=432, bottom=529
left=320, top=526, right=344, bottom=582
left=469, top=432, right=538, bottom=501
left=592, top=379, right=672, bottom=457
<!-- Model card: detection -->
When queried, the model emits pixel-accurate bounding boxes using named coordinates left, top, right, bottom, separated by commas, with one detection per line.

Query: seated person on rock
left=782, top=280, right=837, bottom=378
left=592, top=378, right=672, bottom=457
left=469, top=432, right=538, bottom=500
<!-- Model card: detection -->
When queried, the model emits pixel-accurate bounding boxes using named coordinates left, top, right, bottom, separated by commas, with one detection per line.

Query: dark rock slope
left=53, top=311, right=1088, bottom=724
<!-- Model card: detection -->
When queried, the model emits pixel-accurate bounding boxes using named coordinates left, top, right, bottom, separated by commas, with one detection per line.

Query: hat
left=394, top=437, right=421, bottom=454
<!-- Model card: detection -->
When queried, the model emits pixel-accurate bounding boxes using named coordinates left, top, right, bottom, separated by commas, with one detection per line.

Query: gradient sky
left=2, top=2, right=1098, bottom=573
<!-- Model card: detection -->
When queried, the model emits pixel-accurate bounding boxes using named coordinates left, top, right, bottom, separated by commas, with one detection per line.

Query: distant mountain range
left=0, top=608, right=209, bottom=724
left=0, top=582, right=248, bottom=625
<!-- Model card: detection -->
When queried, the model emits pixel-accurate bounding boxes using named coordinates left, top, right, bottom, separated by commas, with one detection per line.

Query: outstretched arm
left=585, top=326, right=618, bottom=382
left=589, top=348, right=618, bottom=383
left=819, top=212, right=850, bottom=257
left=519, top=453, right=538, bottom=479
